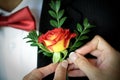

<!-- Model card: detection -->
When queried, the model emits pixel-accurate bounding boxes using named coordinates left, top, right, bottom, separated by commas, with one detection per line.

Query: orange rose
left=38, top=28, right=76, bottom=52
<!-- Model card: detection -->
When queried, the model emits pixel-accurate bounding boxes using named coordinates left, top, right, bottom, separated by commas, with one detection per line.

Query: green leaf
left=38, top=43, right=51, bottom=53
left=70, top=41, right=83, bottom=51
left=74, top=30, right=79, bottom=37
left=88, top=24, right=96, bottom=29
left=49, top=0, right=56, bottom=11
left=50, top=20, right=58, bottom=27
left=38, top=50, right=52, bottom=57
left=77, top=23, right=83, bottom=32
left=26, top=40, right=35, bottom=43
left=79, top=35, right=89, bottom=40
left=59, top=17, right=67, bottom=27
left=73, top=41, right=83, bottom=48
left=28, top=30, right=38, bottom=40
left=42, top=52, right=53, bottom=57
left=70, top=47, right=77, bottom=52
left=48, top=10, right=57, bottom=19
left=49, top=0, right=67, bottom=28
left=55, top=0, right=61, bottom=12
left=39, top=32, right=42, bottom=36
left=30, top=43, right=38, bottom=46
left=52, top=52, right=61, bottom=63
left=83, top=18, right=96, bottom=29
left=84, top=23, right=90, bottom=29
left=38, top=50, right=43, bottom=53
left=24, top=30, right=38, bottom=45
left=58, top=10, right=64, bottom=19
left=83, top=18, right=89, bottom=27
left=82, top=29, right=90, bottom=35
left=70, top=17, right=95, bottom=52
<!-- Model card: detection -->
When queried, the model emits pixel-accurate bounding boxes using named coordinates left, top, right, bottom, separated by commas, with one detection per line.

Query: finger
left=88, top=58, right=97, bottom=66
left=69, top=52, right=101, bottom=80
left=23, top=69, right=41, bottom=80
left=68, top=58, right=97, bottom=72
left=68, top=58, right=97, bottom=67
left=53, top=60, right=68, bottom=80
left=68, top=63, right=79, bottom=71
left=23, top=63, right=58, bottom=80
left=67, top=58, right=73, bottom=64
left=68, top=58, right=97, bottom=77
left=67, top=64, right=85, bottom=77
left=38, top=63, right=58, bottom=78
left=75, top=35, right=114, bottom=57
left=68, top=69, right=86, bottom=77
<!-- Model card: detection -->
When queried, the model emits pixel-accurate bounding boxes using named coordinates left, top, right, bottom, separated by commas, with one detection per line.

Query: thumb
left=69, top=52, right=101, bottom=80
left=53, top=60, right=68, bottom=80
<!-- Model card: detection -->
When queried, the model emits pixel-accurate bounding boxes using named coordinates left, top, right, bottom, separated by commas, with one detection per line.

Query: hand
left=23, top=60, right=68, bottom=80
left=53, top=60, right=68, bottom=80
left=68, top=35, right=120, bottom=80
left=23, top=63, right=57, bottom=80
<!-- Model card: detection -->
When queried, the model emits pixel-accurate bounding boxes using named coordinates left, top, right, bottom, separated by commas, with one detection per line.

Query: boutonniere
left=24, top=0, right=95, bottom=63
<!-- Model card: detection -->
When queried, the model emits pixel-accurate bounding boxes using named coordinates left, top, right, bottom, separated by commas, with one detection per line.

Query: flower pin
left=24, top=0, right=95, bottom=63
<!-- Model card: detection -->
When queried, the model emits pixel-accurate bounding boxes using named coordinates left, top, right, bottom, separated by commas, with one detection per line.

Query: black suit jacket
left=38, top=0, right=120, bottom=80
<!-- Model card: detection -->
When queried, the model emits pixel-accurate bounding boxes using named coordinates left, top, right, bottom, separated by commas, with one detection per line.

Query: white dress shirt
left=0, top=0, right=43, bottom=80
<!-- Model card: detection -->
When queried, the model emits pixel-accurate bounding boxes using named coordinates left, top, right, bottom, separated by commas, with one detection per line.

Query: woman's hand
left=23, top=60, right=68, bottom=80
left=68, top=35, right=120, bottom=80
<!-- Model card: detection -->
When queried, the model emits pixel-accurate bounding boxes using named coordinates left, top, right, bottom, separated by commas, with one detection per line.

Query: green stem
left=56, top=10, right=60, bottom=27
left=69, top=33, right=82, bottom=51
left=69, top=28, right=86, bottom=51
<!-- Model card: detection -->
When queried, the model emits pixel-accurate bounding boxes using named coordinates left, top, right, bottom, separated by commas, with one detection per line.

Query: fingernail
left=61, top=60, right=68, bottom=68
left=69, top=52, right=78, bottom=62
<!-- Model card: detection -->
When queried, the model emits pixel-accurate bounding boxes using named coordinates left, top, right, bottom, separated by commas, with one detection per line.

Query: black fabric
left=38, top=0, right=120, bottom=80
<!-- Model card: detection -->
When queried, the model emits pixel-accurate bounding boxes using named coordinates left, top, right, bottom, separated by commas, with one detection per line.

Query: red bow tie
left=0, top=6, right=36, bottom=31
